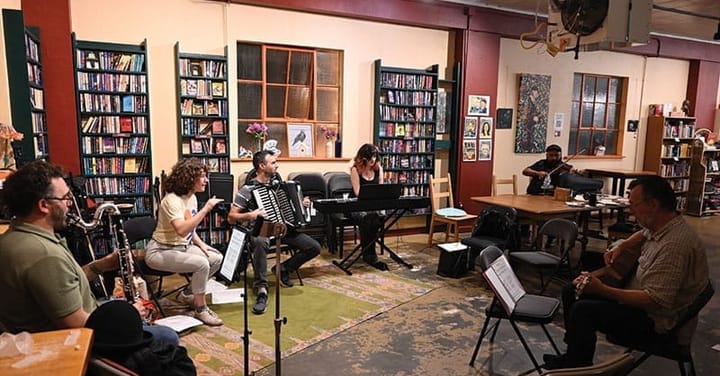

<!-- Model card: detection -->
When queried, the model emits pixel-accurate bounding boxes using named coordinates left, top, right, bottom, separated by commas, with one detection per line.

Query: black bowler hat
left=85, top=300, right=153, bottom=354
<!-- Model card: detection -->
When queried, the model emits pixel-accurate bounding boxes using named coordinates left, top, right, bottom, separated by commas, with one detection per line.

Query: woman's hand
left=203, top=196, right=224, bottom=213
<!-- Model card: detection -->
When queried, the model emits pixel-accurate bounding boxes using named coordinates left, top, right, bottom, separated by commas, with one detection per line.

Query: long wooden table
left=583, top=169, right=657, bottom=196
left=0, top=328, right=93, bottom=375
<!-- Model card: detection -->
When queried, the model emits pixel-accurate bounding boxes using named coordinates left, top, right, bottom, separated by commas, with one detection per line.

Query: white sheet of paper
left=211, top=289, right=245, bottom=304
left=220, top=228, right=246, bottom=281
left=438, top=242, right=467, bottom=252
left=154, top=315, right=203, bottom=332
left=205, top=278, right=229, bottom=294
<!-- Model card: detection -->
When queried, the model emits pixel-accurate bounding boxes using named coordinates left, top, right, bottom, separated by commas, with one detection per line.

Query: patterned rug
left=166, top=256, right=438, bottom=375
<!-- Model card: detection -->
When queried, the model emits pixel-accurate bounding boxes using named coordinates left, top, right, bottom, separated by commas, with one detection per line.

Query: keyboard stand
left=332, top=207, right=413, bottom=275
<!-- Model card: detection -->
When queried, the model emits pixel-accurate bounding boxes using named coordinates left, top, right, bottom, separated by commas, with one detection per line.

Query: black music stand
left=332, top=206, right=414, bottom=275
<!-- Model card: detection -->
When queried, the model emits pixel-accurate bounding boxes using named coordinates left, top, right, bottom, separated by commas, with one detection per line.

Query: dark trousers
left=251, top=230, right=320, bottom=289
left=560, top=284, right=656, bottom=364
left=351, top=211, right=382, bottom=258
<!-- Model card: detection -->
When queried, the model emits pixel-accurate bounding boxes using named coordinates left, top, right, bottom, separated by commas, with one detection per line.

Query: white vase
left=326, top=140, right=334, bottom=158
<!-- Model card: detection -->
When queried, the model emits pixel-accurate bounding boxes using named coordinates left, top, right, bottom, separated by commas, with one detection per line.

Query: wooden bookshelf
left=686, top=139, right=720, bottom=216
left=373, top=59, right=438, bottom=215
left=72, top=35, right=153, bottom=216
left=174, top=43, right=229, bottom=173
left=643, top=115, right=695, bottom=211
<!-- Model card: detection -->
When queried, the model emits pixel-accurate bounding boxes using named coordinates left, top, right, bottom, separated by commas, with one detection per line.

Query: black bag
left=437, top=247, right=469, bottom=278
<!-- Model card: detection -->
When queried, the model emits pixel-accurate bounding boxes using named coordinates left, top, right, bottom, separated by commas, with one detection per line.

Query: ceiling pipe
left=652, top=4, right=720, bottom=21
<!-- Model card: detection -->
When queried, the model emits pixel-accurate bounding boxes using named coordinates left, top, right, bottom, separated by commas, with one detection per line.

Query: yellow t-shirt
left=152, top=193, right=198, bottom=246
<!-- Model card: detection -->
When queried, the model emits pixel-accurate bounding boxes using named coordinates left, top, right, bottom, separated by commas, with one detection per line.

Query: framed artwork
left=515, top=73, right=551, bottom=153
left=287, top=123, right=314, bottom=157
left=478, top=140, right=492, bottom=160
left=468, top=95, right=490, bottom=116
left=462, top=139, right=476, bottom=162
left=479, top=117, right=493, bottom=138
left=436, top=88, right=448, bottom=134
left=496, top=108, right=513, bottom=129
left=463, top=116, right=478, bottom=138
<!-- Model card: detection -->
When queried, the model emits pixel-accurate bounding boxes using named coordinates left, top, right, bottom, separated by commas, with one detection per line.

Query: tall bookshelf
left=2, top=10, right=48, bottom=164
left=373, top=59, right=438, bottom=214
left=686, top=139, right=720, bottom=216
left=643, top=115, right=696, bottom=211
left=174, top=43, right=229, bottom=173
left=73, top=35, right=153, bottom=216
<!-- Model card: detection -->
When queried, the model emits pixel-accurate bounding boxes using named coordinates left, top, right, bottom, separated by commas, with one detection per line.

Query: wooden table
left=0, top=328, right=93, bottom=376
left=583, top=169, right=657, bottom=196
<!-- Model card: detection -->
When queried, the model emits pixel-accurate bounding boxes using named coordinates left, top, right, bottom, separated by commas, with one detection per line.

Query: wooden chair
left=428, top=173, right=476, bottom=246
left=492, top=174, right=519, bottom=196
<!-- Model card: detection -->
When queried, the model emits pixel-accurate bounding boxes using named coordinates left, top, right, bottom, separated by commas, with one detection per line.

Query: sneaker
left=272, top=265, right=294, bottom=287
left=176, top=290, right=195, bottom=307
left=194, top=306, right=223, bottom=326
left=253, top=293, right=268, bottom=314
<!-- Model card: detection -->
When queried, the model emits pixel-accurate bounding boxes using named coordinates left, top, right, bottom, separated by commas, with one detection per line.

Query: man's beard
left=50, top=204, right=68, bottom=231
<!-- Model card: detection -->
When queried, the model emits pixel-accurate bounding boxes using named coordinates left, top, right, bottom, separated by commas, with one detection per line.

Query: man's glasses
left=44, top=191, right=74, bottom=203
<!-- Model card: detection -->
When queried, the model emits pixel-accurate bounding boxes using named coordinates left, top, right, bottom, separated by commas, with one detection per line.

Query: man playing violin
left=523, top=144, right=584, bottom=195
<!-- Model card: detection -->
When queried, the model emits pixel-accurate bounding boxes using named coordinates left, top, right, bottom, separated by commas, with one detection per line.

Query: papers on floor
left=205, top=278, right=229, bottom=294
left=211, top=289, right=244, bottom=304
left=154, top=315, right=203, bottom=333
left=438, top=242, right=467, bottom=252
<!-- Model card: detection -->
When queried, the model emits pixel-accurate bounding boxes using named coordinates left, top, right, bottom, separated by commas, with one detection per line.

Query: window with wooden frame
left=236, top=41, right=342, bottom=159
left=569, top=73, right=627, bottom=156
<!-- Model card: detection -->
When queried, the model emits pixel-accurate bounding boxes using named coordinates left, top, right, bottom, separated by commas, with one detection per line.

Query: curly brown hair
left=353, top=143, right=380, bottom=171
left=163, top=158, right=208, bottom=196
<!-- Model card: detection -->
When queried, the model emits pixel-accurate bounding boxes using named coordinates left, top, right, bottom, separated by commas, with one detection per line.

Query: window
left=237, top=42, right=342, bottom=158
left=569, top=73, right=627, bottom=156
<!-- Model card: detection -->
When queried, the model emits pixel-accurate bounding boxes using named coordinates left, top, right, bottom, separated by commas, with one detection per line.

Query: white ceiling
left=440, top=0, right=720, bottom=43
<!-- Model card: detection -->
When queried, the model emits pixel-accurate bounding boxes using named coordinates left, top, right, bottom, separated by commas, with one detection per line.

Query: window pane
left=570, top=101, right=580, bottom=128
left=582, top=76, right=596, bottom=102
left=287, top=86, right=310, bottom=119
left=317, top=87, right=339, bottom=122
left=289, top=51, right=313, bottom=85
left=237, top=121, right=257, bottom=154
left=592, top=131, right=606, bottom=153
left=237, top=42, right=262, bottom=80
left=267, top=122, right=289, bottom=156
left=317, top=50, right=339, bottom=85
left=595, top=77, right=608, bottom=103
left=606, top=130, right=618, bottom=154
left=593, top=104, right=606, bottom=127
left=581, top=103, right=593, bottom=128
left=266, top=49, right=288, bottom=84
left=569, top=129, right=578, bottom=154
left=607, top=104, right=617, bottom=129
left=266, top=85, right=286, bottom=118
left=578, top=130, right=591, bottom=153
left=572, top=73, right=582, bottom=101
left=237, top=83, right=262, bottom=119
left=608, top=77, right=620, bottom=102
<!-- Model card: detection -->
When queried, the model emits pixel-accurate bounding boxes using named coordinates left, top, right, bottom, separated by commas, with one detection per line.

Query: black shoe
left=253, top=293, right=268, bottom=314
left=271, top=265, right=294, bottom=287
left=370, top=260, right=389, bottom=271
left=542, top=353, right=592, bottom=370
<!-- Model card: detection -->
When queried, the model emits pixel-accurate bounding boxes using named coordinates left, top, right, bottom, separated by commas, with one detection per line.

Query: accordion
left=251, top=180, right=307, bottom=229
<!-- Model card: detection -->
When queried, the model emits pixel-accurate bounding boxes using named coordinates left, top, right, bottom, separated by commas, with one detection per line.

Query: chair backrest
left=287, top=172, right=327, bottom=227
left=122, top=216, right=157, bottom=245
left=477, top=245, right=504, bottom=272
left=471, top=205, right=518, bottom=241
left=429, top=173, right=457, bottom=212
left=536, top=218, right=578, bottom=253
left=324, top=171, right=353, bottom=198
left=492, top=174, right=518, bottom=196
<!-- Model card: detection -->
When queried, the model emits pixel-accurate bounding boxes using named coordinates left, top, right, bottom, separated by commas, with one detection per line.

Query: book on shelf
left=124, top=158, right=137, bottom=173
left=482, top=255, right=526, bottom=315
left=190, top=139, right=203, bottom=154
left=122, top=95, right=134, bottom=112
left=211, top=120, right=225, bottom=135
left=211, top=82, right=225, bottom=97
left=186, top=80, right=197, bottom=96
left=198, top=121, right=212, bottom=136
left=102, top=137, right=115, bottom=153
left=182, top=140, right=190, bottom=154
left=206, top=101, right=219, bottom=116
left=119, top=117, right=133, bottom=133
left=213, top=139, right=226, bottom=154
left=191, top=103, right=204, bottom=116
left=190, top=62, right=204, bottom=77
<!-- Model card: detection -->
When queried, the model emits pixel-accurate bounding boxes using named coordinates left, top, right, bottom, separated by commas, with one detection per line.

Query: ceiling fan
left=552, top=0, right=609, bottom=36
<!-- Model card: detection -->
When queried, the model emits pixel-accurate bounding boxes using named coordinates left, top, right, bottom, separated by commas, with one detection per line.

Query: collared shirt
left=626, top=215, right=708, bottom=335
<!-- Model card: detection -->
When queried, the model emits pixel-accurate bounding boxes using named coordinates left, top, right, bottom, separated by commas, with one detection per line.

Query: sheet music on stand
left=482, top=255, right=526, bottom=315
left=219, top=228, right=247, bottom=283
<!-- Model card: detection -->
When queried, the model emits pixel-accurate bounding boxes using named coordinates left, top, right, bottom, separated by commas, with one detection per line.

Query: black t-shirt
left=525, top=159, right=571, bottom=195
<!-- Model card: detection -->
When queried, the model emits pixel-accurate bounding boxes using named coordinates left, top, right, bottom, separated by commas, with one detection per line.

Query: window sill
left=573, top=155, right=625, bottom=160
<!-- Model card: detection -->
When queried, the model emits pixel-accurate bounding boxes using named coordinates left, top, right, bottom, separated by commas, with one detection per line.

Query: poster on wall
left=479, top=117, right=493, bottom=138
left=478, top=140, right=492, bottom=160
left=462, top=140, right=476, bottom=162
left=287, top=123, right=314, bottom=157
left=468, top=95, right=490, bottom=116
left=463, top=117, right=478, bottom=138
left=496, top=108, right=513, bottom=129
left=515, top=74, right=551, bottom=153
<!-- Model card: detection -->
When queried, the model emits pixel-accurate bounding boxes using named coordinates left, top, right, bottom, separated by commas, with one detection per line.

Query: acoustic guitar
left=575, top=245, right=641, bottom=298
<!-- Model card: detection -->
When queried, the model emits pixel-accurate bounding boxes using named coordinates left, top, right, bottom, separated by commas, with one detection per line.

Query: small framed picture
left=462, top=139, right=476, bottom=162
left=287, top=123, right=314, bottom=157
left=463, top=116, right=478, bottom=138
left=190, top=62, right=203, bottom=77
left=190, top=139, right=203, bottom=154
left=212, top=82, right=225, bottom=97
left=468, top=95, right=490, bottom=116
left=479, top=117, right=493, bottom=138
left=478, top=140, right=492, bottom=160
left=496, top=108, right=513, bottom=129
left=206, top=101, right=219, bottom=116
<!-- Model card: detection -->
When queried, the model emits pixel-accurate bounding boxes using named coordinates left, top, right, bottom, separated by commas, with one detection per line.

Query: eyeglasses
left=44, top=191, right=74, bottom=202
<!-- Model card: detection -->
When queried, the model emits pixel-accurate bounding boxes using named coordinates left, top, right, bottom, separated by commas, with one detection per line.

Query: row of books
left=380, top=72, right=434, bottom=90
left=383, top=154, right=433, bottom=170
left=31, top=112, right=46, bottom=133
left=378, top=138, right=434, bottom=154
left=182, top=138, right=226, bottom=155
left=34, top=136, right=48, bottom=158
left=83, top=176, right=152, bottom=195
left=179, top=59, right=226, bottom=79
left=193, top=157, right=229, bottom=173
left=79, top=93, right=148, bottom=113
left=93, top=196, right=153, bottom=217
left=77, top=51, right=145, bottom=72
left=378, top=122, right=434, bottom=138
left=662, top=143, right=692, bottom=158
left=82, top=157, right=149, bottom=175
left=667, top=178, right=690, bottom=192
left=81, top=115, right=148, bottom=134
left=381, top=89, right=435, bottom=106
left=76, top=72, right=147, bottom=93
left=383, top=170, right=431, bottom=186
left=179, top=79, right=225, bottom=98
left=199, top=213, right=227, bottom=229
left=196, top=229, right=228, bottom=246
left=181, top=119, right=226, bottom=136
left=659, top=160, right=689, bottom=178
left=180, top=98, right=226, bottom=117
left=378, top=105, right=435, bottom=123
left=663, top=123, right=695, bottom=138
left=25, top=33, right=39, bottom=62
left=27, top=62, right=42, bottom=86
left=29, top=87, right=44, bottom=111
left=82, top=136, right=149, bottom=155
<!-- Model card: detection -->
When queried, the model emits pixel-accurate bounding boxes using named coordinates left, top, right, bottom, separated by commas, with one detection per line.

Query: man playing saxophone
left=0, top=161, right=177, bottom=346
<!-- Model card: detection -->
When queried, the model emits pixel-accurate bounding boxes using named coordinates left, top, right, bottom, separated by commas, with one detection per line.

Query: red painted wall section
left=686, top=60, right=720, bottom=132
left=21, top=0, right=80, bottom=174
left=455, top=30, right=500, bottom=214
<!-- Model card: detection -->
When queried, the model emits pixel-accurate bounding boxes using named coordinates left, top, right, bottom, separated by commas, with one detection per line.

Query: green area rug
left=173, top=256, right=437, bottom=375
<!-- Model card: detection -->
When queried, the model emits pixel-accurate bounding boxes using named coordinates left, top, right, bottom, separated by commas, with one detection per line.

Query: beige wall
left=70, top=0, right=449, bottom=180
left=496, top=38, right=690, bottom=193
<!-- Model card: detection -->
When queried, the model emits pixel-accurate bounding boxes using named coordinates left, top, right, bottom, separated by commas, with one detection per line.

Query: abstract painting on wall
left=515, top=74, right=551, bottom=153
